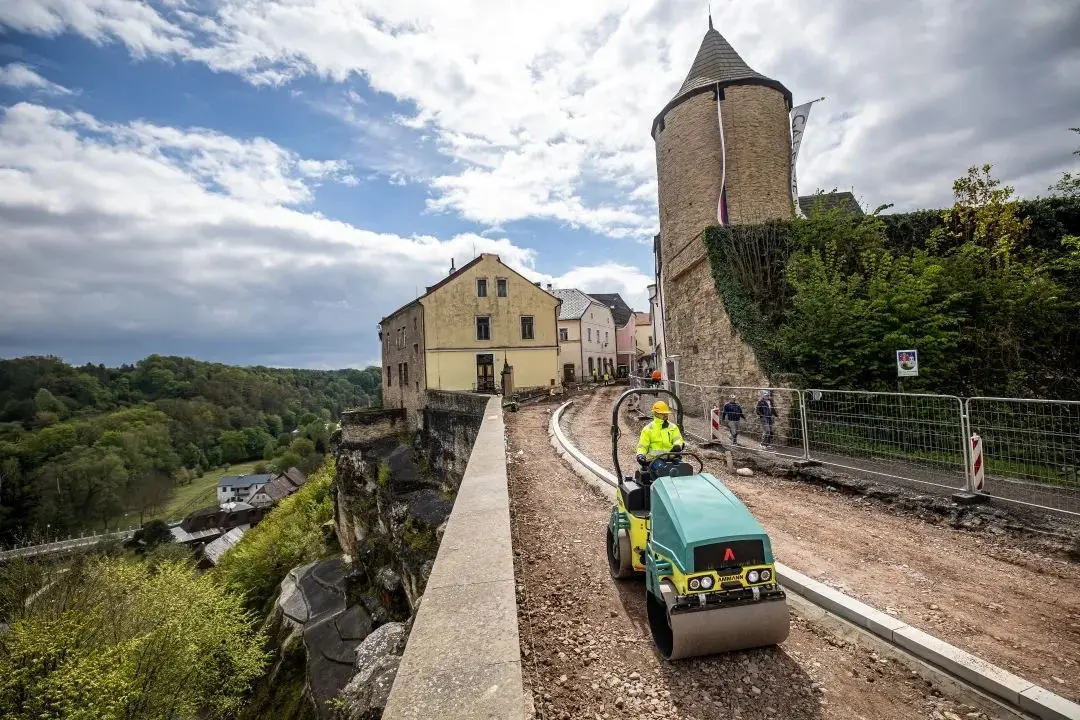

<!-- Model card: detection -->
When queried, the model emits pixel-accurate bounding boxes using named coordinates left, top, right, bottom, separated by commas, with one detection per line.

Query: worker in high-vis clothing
left=635, top=400, right=685, bottom=478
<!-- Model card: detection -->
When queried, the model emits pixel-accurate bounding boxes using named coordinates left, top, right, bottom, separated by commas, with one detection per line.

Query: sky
left=1, top=0, right=1078, bottom=370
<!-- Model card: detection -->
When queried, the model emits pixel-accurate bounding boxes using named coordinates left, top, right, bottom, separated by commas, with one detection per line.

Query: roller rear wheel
left=606, top=526, right=634, bottom=579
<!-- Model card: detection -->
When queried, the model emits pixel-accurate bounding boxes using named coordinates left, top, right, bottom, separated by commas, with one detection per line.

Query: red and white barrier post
left=709, top=407, right=723, bottom=442
left=969, top=433, right=985, bottom=492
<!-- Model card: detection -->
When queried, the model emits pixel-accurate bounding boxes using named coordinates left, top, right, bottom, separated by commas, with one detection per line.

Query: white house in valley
left=552, top=288, right=617, bottom=383
left=217, top=473, right=272, bottom=504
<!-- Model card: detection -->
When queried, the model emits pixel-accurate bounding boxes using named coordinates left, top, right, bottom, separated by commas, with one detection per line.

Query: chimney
left=449, top=258, right=456, bottom=276
left=546, top=283, right=553, bottom=291
left=533, top=281, right=541, bottom=287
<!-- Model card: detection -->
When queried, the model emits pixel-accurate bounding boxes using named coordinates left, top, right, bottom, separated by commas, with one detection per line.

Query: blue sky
left=1, top=0, right=1078, bottom=368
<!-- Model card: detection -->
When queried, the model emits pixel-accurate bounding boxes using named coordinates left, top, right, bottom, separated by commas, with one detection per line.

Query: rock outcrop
left=335, top=621, right=410, bottom=719
left=247, top=393, right=489, bottom=720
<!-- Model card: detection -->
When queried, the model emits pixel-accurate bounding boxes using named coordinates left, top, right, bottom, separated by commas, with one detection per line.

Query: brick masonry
left=654, top=83, right=793, bottom=391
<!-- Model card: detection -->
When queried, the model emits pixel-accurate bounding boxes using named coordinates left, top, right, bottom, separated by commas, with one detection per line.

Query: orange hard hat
left=650, top=370, right=662, bottom=380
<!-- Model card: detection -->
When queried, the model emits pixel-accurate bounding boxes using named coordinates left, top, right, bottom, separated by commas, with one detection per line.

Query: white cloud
left=0, top=101, right=642, bottom=366
left=0, top=0, right=191, bottom=56
left=8, top=0, right=1077, bottom=227
left=0, top=62, right=73, bottom=95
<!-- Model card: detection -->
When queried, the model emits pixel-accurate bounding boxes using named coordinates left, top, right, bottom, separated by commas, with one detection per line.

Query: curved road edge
left=549, top=397, right=1080, bottom=720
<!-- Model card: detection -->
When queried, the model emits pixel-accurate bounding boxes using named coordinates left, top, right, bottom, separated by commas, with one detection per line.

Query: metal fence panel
left=803, top=390, right=968, bottom=492
left=965, top=397, right=1080, bottom=515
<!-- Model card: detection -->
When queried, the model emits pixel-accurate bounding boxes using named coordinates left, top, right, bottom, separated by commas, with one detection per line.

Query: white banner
left=789, top=98, right=821, bottom=218
left=717, top=89, right=727, bottom=225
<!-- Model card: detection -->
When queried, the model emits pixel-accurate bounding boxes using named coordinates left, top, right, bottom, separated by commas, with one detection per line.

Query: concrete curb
left=549, top=399, right=1080, bottom=720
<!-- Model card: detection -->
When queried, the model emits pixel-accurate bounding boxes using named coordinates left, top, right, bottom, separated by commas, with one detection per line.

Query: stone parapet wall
left=422, top=390, right=490, bottom=479
left=382, top=397, right=525, bottom=719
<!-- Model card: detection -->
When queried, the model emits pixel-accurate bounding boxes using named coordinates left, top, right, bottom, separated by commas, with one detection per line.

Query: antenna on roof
left=708, top=3, right=713, bottom=29
left=449, top=257, right=455, bottom=276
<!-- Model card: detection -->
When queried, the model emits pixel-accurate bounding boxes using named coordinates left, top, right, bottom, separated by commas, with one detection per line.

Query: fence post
left=960, top=398, right=974, bottom=493
left=798, top=390, right=810, bottom=460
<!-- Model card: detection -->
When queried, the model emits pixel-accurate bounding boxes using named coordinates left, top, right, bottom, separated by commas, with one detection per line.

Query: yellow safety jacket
left=636, top=417, right=685, bottom=457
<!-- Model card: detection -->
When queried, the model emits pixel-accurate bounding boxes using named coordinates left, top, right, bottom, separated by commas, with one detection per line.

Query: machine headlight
left=760, top=569, right=771, bottom=582
left=699, top=576, right=714, bottom=590
left=689, top=578, right=701, bottom=590
left=747, top=570, right=760, bottom=583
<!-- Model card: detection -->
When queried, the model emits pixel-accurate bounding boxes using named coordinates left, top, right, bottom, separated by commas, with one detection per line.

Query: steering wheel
left=649, top=450, right=705, bottom=474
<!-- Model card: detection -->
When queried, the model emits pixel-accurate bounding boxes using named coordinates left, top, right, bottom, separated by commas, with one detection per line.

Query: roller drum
left=648, top=581, right=790, bottom=660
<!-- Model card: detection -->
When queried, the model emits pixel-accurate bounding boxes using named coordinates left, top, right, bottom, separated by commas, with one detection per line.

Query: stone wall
left=246, top=393, right=489, bottom=719
left=382, top=397, right=525, bottom=719
left=338, top=408, right=408, bottom=448
left=666, top=257, right=771, bottom=391
left=721, top=84, right=795, bottom=225
left=380, top=303, right=426, bottom=429
left=654, top=82, right=793, bottom=391
left=421, top=390, right=490, bottom=480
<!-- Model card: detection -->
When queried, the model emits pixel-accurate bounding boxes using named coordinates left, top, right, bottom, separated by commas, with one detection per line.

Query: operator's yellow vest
left=637, top=418, right=684, bottom=456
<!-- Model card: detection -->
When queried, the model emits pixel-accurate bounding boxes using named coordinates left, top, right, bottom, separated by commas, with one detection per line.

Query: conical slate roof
left=674, top=20, right=775, bottom=99
left=653, top=19, right=792, bottom=135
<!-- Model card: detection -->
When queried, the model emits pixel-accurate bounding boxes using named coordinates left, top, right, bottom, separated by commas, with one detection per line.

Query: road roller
left=606, top=386, right=790, bottom=660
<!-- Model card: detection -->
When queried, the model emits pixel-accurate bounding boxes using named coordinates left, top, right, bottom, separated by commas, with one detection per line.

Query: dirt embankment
left=508, top=399, right=1003, bottom=720
left=562, top=386, right=1080, bottom=704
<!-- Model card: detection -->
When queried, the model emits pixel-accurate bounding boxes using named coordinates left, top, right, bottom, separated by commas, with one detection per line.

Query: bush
left=0, top=557, right=267, bottom=720
left=212, top=459, right=336, bottom=612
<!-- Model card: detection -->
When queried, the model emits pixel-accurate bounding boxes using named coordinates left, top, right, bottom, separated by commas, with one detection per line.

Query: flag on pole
left=790, top=97, right=824, bottom=218
left=717, top=86, right=728, bottom=225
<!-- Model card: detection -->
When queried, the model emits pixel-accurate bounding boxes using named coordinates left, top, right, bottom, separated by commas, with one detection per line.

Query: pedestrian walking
left=720, top=395, right=744, bottom=445
left=755, top=390, right=779, bottom=448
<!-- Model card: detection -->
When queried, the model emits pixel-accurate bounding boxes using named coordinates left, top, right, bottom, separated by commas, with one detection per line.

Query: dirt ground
left=507, top=399, right=1009, bottom=720
left=561, top=387, right=1080, bottom=704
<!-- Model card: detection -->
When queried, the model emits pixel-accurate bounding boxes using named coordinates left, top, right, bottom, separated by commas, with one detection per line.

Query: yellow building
left=379, top=254, right=562, bottom=421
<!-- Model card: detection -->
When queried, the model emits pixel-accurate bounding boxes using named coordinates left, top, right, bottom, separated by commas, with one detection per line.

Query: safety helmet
left=650, top=370, right=662, bottom=380
left=651, top=400, right=671, bottom=415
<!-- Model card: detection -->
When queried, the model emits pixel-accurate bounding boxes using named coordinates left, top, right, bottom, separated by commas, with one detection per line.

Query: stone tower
left=652, top=17, right=794, bottom=391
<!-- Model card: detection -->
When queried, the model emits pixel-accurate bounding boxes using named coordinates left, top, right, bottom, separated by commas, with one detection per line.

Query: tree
left=213, top=460, right=335, bottom=612
left=935, top=163, right=1032, bottom=266
left=0, top=355, right=382, bottom=539
left=1049, top=127, right=1080, bottom=197
left=132, top=519, right=173, bottom=551
left=0, top=557, right=267, bottom=719
left=218, top=430, right=249, bottom=465
left=33, top=388, right=65, bottom=417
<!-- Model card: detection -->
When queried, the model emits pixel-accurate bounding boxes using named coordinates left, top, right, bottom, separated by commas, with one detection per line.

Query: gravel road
left=561, top=386, right=1080, bottom=704
left=507, top=398, right=1006, bottom=720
